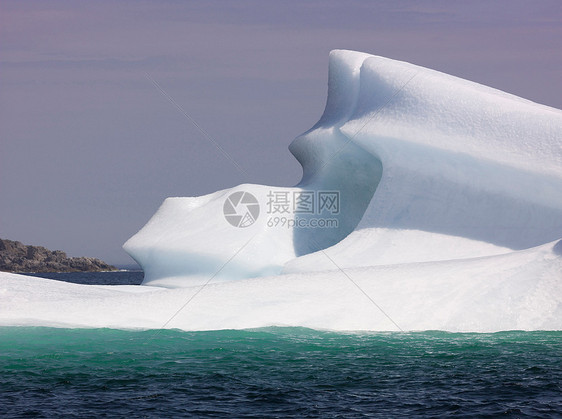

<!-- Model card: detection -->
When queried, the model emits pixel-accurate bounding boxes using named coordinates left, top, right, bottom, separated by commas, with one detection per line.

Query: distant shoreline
left=0, top=238, right=117, bottom=273
left=12, top=269, right=144, bottom=274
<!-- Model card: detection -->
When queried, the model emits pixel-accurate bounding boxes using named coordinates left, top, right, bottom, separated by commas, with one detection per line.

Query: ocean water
left=27, top=270, right=145, bottom=286
left=1, top=273, right=561, bottom=417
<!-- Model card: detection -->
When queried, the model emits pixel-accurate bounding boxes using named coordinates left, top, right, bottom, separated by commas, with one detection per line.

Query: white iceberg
left=124, top=50, right=562, bottom=286
left=0, top=240, right=560, bottom=331
left=1, top=50, right=561, bottom=332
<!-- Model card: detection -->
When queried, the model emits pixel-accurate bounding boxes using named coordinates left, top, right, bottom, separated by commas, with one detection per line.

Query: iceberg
left=124, top=50, right=562, bottom=286
left=1, top=50, right=561, bottom=332
left=1, top=240, right=561, bottom=331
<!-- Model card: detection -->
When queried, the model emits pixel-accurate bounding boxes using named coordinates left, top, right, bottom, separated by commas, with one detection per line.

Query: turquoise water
left=1, top=327, right=560, bottom=417
left=3, top=272, right=561, bottom=417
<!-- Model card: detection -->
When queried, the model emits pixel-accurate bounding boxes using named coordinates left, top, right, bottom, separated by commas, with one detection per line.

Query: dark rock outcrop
left=0, top=239, right=117, bottom=273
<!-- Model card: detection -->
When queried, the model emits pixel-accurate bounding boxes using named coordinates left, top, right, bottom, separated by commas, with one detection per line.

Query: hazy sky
left=1, top=0, right=561, bottom=265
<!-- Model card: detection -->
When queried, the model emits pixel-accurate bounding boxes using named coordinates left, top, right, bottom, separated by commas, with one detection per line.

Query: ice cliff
left=124, top=50, right=562, bottom=287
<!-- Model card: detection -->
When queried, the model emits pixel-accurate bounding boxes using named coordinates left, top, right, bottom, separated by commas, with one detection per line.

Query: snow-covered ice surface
left=2, top=50, right=561, bottom=331
left=1, top=240, right=561, bottom=331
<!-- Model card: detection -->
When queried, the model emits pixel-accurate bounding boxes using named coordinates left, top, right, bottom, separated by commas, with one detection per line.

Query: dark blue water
left=26, top=270, right=144, bottom=285
left=1, top=272, right=561, bottom=418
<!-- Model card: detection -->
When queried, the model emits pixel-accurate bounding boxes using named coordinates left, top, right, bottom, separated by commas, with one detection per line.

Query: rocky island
left=0, top=238, right=116, bottom=273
